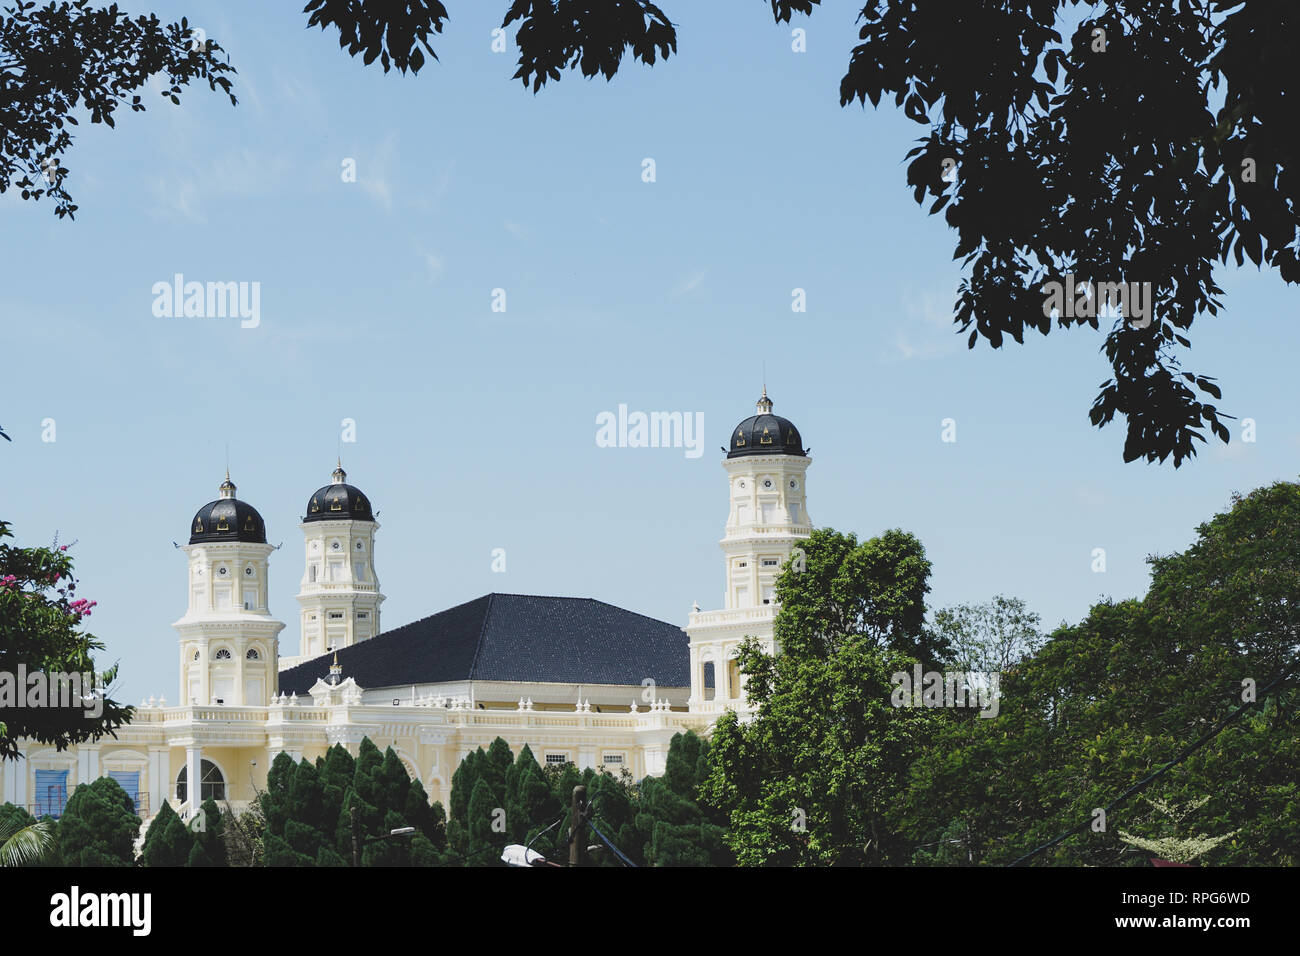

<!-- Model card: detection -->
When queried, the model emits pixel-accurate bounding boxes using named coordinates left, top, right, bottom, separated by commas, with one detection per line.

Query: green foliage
left=0, top=521, right=132, bottom=759
left=0, top=801, right=51, bottom=866
left=52, top=776, right=139, bottom=867
left=704, top=527, right=954, bottom=865
left=187, top=798, right=227, bottom=867
left=0, top=3, right=237, bottom=219
left=898, top=483, right=1300, bottom=866
left=932, top=595, right=1043, bottom=674
left=771, top=527, right=945, bottom=667
left=140, top=801, right=193, bottom=867
left=440, top=732, right=725, bottom=867
left=260, top=739, right=442, bottom=866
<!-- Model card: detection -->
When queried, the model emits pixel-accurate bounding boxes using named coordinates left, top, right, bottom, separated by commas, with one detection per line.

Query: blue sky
left=2, top=1, right=1297, bottom=703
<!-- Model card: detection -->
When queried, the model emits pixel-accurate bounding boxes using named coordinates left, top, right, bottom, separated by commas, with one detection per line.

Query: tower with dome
left=686, top=389, right=812, bottom=716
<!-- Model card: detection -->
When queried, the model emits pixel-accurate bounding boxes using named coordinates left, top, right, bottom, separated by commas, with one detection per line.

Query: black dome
left=728, top=391, right=806, bottom=458
left=189, top=475, right=267, bottom=544
left=304, top=464, right=374, bottom=523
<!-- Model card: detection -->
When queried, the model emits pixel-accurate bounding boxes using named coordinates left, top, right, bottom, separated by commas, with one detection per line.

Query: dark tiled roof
left=279, top=593, right=691, bottom=694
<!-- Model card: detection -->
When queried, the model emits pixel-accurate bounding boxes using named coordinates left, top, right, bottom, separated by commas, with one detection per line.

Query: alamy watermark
left=890, top=664, right=1000, bottom=718
left=151, top=274, right=260, bottom=328
left=1041, top=274, right=1152, bottom=330
left=595, top=404, right=704, bottom=459
left=0, top=666, right=104, bottom=719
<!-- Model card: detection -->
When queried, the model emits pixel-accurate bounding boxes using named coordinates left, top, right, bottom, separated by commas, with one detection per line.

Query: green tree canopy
left=899, top=482, right=1300, bottom=865
left=0, top=520, right=132, bottom=759
left=50, top=775, right=139, bottom=866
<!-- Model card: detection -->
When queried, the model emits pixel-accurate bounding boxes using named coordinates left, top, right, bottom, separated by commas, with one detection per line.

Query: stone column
left=185, top=746, right=202, bottom=812
left=11, top=752, right=28, bottom=810
left=148, top=747, right=168, bottom=815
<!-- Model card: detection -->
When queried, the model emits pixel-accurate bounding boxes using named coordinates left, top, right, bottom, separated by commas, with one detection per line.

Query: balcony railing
left=724, top=523, right=812, bottom=539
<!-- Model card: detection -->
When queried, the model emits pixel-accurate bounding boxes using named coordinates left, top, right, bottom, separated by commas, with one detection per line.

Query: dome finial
left=219, top=470, right=236, bottom=499
left=332, top=458, right=347, bottom=484
left=756, top=385, right=773, bottom=415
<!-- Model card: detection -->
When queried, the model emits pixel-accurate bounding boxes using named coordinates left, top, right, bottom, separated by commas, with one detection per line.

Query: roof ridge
left=465, top=592, right=496, bottom=681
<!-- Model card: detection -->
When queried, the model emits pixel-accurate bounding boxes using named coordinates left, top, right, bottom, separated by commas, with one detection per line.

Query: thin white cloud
left=672, top=269, right=707, bottom=297
left=892, top=283, right=961, bottom=360
left=358, top=132, right=399, bottom=212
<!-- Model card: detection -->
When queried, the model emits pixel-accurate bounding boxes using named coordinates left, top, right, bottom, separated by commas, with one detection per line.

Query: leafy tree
left=222, top=802, right=264, bottom=867
left=932, top=595, right=1044, bottom=674
left=702, top=527, right=945, bottom=865
left=767, top=527, right=946, bottom=667
left=140, top=800, right=193, bottom=867
left=0, top=0, right=237, bottom=218
left=899, top=482, right=1300, bottom=866
left=0, top=520, right=131, bottom=759
left=51, top=775, right=139, bottom=866
left=0, top=801, right=51, bottom=866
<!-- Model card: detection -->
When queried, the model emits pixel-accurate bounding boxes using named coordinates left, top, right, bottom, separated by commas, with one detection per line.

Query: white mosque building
left=0, top=392, right=812, bottom=826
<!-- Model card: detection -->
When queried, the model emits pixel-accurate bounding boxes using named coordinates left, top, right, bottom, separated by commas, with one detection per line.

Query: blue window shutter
left=33, top=769, right=68, bottom=818
left=108, top=770, right=141, bottom=811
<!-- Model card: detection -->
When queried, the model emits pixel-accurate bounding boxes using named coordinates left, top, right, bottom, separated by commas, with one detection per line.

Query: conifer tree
left=141, top=800, right=193, bottom=867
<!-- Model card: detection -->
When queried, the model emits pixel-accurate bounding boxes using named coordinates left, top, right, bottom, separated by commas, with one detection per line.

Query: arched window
left=246, top=647, right=261, bottom=661
left=192, top=650, right=200, bottom=662
left=213, top=648, right=232, bottom=661
left=177, top=759, right=225, bottom=802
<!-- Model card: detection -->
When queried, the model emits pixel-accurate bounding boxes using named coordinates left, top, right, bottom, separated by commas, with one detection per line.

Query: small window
left=544, top=753, right=568, bottom=766
left=192, top=650, right=201, bottom=662
left=246, top=648, right=260, bottom=661
left=602, top=754, right=625, bottom=766
left=309, top=564, right=318, bottom=583
left=357, top=612, right=368, bottom=620
left=762, top=559, right=779, bottom=567
left=328, top=611, right=344, bottom=620
left=737, top=561, right=747, bottom=569
left=214, top=648, right=232, bottom=661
